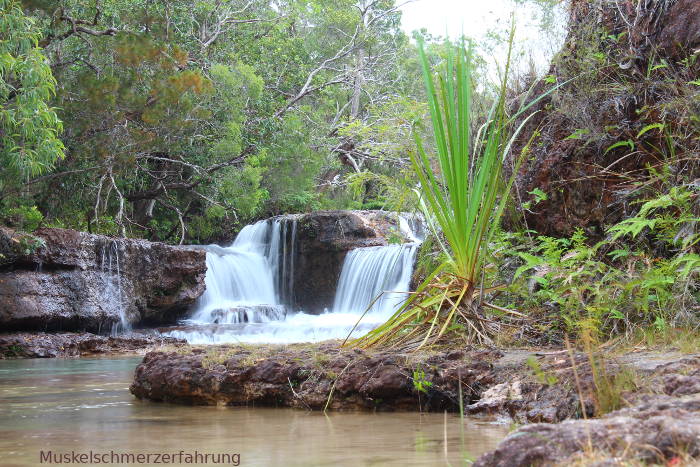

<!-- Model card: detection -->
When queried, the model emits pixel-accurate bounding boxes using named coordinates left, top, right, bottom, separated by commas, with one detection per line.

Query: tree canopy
left=0, top=0, right=64, bottom=186
left=0, top=0, right=441, bottom=242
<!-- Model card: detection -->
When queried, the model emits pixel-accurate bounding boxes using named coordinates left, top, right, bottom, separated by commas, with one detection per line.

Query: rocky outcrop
left=130, top=344, right=504, bottom=410
left=475, top=355, right=700, bottom=466
left=653, top=0, right=700, bottom=59
left=291, top=210, right=416, bottom=312
left=0, top=331, right=185, bottom=358
left=129, top=345, right=700, bottom=415
left=0, top=227, right=207, bottom=332
left=130, top=342, right=700, bottom=464
left=509, top=0, right=700, bottom=238
left=475, top=395, right=700, bottom=466
left=127, top=345, right=610, bottom=417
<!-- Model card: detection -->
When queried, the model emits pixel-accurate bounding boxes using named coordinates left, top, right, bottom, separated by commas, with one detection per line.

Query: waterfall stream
left=100, top=240, right=131, bottom=335
left=166, top=215, right=421, bottom=344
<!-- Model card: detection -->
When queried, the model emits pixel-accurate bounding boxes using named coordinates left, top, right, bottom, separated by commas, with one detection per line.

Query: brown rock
left=507, top=0, right=700, bottom=239
left=292, top=210, right=412, bottom=312
left=130, top=344, right=504, bottom=411
left=656, top=0, right=700, bottom=58
left=0, top=227, right=206, bottom=331
left=0, top=331, right=185, bottom=358
left=474, top=395, right=700, bottom=467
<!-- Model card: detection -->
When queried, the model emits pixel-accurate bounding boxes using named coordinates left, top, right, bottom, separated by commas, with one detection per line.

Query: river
left=0, top=357, right=508, bottom=466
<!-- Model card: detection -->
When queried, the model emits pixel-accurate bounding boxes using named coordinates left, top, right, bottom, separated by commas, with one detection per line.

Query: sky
left=400, top=0, right=520, bottom=40
left=399, top=0, right=567, bottom=75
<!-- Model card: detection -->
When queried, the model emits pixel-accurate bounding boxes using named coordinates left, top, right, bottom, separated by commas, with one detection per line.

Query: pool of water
left=0, top=357, right=508, bottom=466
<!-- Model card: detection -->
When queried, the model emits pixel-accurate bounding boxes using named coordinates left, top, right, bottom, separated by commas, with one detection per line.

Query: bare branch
left=274, top=26, right=361, bottom=118
left=41, top=7, right=118, bottom=47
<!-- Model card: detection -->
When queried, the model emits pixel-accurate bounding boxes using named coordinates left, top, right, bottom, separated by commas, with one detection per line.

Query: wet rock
left=466, top=380, right=523, bottom=414
left=0, top=227, right=206, bottom=331
left=292, top=210, right=413, bottom=313
left=130, top=345, right=506, bottom=411
left=474, top=395, right=700, bottom=467
left=0, top=331, right=185, bottom=358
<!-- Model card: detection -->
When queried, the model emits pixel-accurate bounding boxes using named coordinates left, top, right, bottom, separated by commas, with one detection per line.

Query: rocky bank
left=0, top=331, right=186, bottom=358
left=509, top=0, right=700, bottom=239
left=129, top=345, right=700, bottom=465
left=0, top=226, right=207, bottom=332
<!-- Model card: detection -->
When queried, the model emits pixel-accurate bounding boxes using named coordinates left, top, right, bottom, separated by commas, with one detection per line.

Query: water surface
left=0, top=357, right=507, bottom=466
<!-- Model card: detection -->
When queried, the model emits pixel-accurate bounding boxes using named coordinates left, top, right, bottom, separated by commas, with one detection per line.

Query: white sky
left=400, top=0, right=518, bottom=39
left=399, top=0, right=567, bottom=75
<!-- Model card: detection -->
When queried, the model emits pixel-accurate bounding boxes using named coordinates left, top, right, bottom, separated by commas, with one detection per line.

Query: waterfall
left=268, top=218, right=297, bottom=307
left=165, top=214, right=421, bottom=344
left=100, top=240, right=131, bottom=335
left=189, top=218, right=297, bottom=323
left=332, top=243, right=418, bottom=316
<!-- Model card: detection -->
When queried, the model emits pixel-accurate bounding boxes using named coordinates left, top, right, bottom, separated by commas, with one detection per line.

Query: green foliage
left=608, top=186, right=699, bottom=249
left=353, top=30, right=534, bottom=349
left=18, top=235, right=45, bottom=255
left=345, top=171, right=417, bottom=212
left=526, top=356, right=558, bottom=386
left=186, top=205, right=228, bottom=244
left=12, top=0, right=423, bottom=242
left=412, top=368, right=433, bottom=394
left=0, top=0, right=64, bottom=186
left=0, top=204, right=43, bottom=231
left=498, top=182, right=700, bottom=338
left=260, top=113, right=325, bottom=216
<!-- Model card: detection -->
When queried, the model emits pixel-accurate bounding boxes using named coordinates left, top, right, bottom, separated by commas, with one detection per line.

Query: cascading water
left=100, top=240, right=131, bottom=335
left=269, top=219, right=297, bottom=307
left=185, top=218, right=297, bottom=325
left=165, top=214, right=421, bottom=344
left=332, top=243, right=418, bottom=315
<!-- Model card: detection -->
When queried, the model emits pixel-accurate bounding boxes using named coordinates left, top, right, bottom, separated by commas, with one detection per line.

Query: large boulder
left=291, top=210, right=411, bottom=313
left=130, top=345, right=502, bottom=410
left=474, top=395, right=700, bottom=466
left=0, top=227, right=206, bottom=332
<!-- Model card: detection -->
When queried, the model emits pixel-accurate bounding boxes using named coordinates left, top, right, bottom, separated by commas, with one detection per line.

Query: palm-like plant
left=351, top=33, right=537, bottom=349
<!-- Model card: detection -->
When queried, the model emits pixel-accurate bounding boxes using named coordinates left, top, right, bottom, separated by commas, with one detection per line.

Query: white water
left=100, top=240, right=131, bottom=335
left=188, top=218, right=298, bottom=324
left=332, top=244, right=418, bottom=315
left=166, top=214, right=421, bottom=344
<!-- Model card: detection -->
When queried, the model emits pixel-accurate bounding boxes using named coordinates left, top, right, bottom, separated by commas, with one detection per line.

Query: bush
left=1, top=205, right=44, bottom=231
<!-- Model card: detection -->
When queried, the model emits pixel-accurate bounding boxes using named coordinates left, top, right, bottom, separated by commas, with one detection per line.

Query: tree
left=0, top=0, right=64, bottom=192
left=16, top=0, right=424, bottom=243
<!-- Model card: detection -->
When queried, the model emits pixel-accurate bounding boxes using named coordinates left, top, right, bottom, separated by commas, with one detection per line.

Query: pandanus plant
left=350, top=30, right=548, bottom=349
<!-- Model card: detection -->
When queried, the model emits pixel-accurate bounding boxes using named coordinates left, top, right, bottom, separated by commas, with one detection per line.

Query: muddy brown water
left=0, top=357, right=508, bottom=466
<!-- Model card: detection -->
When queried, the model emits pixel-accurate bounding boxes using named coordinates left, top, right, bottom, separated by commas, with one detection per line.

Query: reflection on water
left=0, top=358, right=507, bottom=466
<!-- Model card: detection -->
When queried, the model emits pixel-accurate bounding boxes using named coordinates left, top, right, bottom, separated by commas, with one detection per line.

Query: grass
left=576, top=331, right=639, bottom=416
left=627, top=327, right=700, bottom=354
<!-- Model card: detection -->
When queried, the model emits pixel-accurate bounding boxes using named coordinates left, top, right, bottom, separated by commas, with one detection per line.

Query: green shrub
left=1, top=205, right=43, bottom=231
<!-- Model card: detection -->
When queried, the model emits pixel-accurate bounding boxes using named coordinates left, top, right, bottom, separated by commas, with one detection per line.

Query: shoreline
left=0, top=331, right=186, bottom=359
left=128, top=341, right=700, bottom=465
left=3, top=332, right=699, bottom=465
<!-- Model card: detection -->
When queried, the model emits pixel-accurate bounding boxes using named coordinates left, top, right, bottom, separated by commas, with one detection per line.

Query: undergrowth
left=489, top=183, right=700, bottom=342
